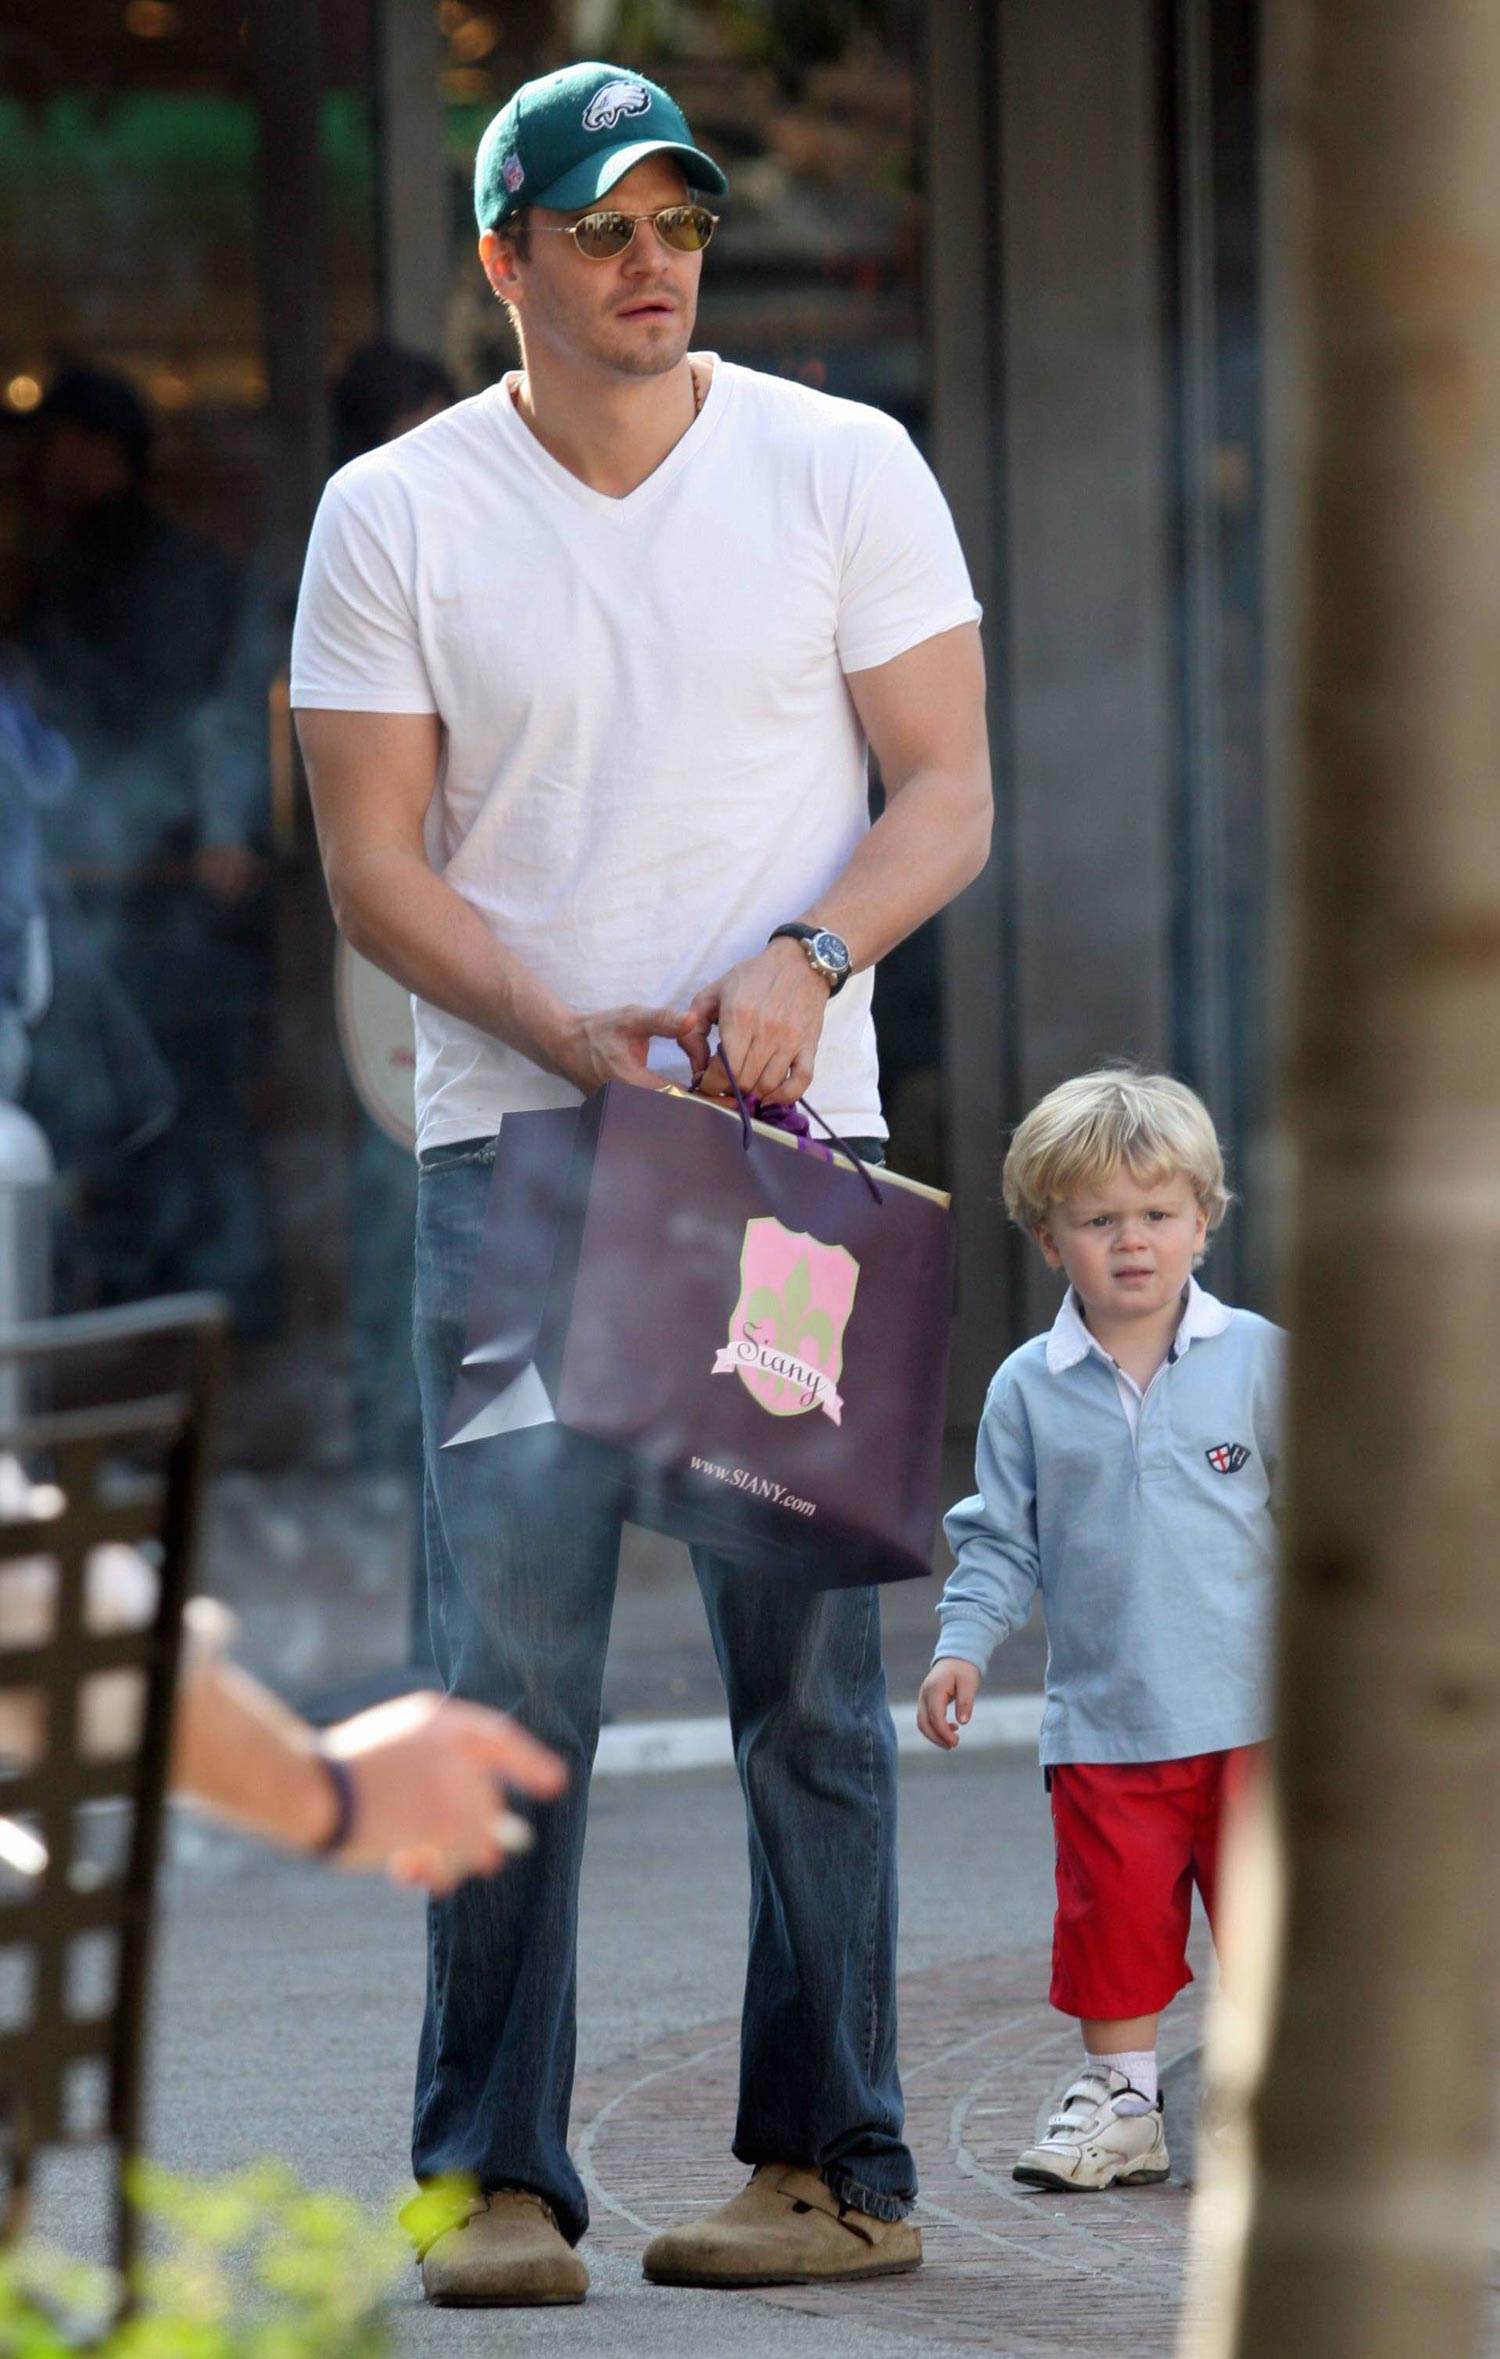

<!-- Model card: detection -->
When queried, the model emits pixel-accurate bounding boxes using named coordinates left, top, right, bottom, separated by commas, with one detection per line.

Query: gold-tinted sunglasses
left=529, top=203, right=720, bottom=261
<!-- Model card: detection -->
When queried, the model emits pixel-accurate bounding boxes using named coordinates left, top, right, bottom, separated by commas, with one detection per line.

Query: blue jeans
left=410, top=1136, right=915, bottom=2242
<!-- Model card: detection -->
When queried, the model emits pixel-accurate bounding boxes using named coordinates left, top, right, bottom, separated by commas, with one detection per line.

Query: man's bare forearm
left=686, top=757, right=992, bottom=1104
left=801, top=764, right=992, bottom=972
left=299, top=708, right=702, bottom=1100
left=334, top=843, right=577, bottom=1079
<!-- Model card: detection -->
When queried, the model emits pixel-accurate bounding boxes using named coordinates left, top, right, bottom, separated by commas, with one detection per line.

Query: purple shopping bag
left=442, top=1083, right=953, bottom=1586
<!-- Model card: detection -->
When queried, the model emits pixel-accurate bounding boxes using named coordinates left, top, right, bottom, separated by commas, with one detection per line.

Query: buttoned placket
left=1130, top=1348, right=1180, bottom=1483
left=1049, top=1282, right=1228, bottom=1485
left=1089, top=1341, right=1178, bottom=1476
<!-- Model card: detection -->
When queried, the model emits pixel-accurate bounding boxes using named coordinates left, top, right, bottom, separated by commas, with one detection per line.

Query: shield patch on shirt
left=1206, top=1442, right=1252, bottom=1474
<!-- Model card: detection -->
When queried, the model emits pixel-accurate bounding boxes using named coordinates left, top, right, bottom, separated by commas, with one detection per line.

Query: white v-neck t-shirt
left=290, top=358, right=981, bottom=1151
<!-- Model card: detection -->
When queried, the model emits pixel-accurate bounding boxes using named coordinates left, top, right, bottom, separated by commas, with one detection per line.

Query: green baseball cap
left=474, top=60, right=728, bottom=233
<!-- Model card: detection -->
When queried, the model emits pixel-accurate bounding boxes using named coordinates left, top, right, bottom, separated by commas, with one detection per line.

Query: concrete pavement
left=34, top=1743, right=1221, bottom=2359
left=42, top=1468, right=1494, bottom=2352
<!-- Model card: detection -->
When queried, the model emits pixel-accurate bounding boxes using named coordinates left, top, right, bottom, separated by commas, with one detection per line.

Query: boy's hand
left=917, top=1657, right=982, bottom=1750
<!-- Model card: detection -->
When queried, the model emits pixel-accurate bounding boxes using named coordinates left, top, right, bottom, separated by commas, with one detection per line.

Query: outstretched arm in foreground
left=171, top=1658, right=566, bottom=1896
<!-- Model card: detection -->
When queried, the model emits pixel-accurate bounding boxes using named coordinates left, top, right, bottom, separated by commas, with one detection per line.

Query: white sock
left=1086, top=2049, right=1158, bottom=2113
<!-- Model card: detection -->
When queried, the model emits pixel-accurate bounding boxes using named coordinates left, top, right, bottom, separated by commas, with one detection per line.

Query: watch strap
left=768, top=923, right=850, bottom=996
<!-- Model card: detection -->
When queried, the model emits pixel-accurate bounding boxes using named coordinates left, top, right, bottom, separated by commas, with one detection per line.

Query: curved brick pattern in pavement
left=572, top=1947, right=1207, bottom=2358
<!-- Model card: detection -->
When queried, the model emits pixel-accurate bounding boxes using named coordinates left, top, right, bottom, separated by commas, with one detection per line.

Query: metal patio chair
left=0, top=1295, right=224, bottom=2289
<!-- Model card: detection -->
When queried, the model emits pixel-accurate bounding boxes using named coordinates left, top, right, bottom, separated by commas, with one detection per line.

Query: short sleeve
left=834, top=429, right=981, bottom=676
left=290, top=472, right=438, bottom=714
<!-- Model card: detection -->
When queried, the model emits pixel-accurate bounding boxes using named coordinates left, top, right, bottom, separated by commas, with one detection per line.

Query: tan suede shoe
left=642, top=2164, right=921, bottom=2288
left=419, top=2188, right=588, bottom=2307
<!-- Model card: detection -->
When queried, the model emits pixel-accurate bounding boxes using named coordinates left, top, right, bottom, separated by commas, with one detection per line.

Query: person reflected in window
left=332, top=341, right=459, bottom=473
left=17, top=369, right=279, bottom=1333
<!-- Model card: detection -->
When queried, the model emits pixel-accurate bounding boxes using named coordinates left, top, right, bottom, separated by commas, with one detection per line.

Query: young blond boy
left=918, top=1069, right=1283, bottom=2191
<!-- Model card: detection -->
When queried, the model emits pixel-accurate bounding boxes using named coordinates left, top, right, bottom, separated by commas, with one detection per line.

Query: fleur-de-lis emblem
left=742, top=1255, right=834, bottom=1406
left=712, top=1220, right=860, bottom=1424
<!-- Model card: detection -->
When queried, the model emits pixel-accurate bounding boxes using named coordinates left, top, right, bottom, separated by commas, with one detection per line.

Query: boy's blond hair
left=1002, top=1067, right=1231, bottom=1234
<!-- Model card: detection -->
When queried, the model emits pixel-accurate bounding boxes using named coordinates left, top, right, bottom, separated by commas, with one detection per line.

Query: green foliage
left=0, top=2160, right=447, bottom=2357
left=393, top=2178, right=475, bottom=2262
left=718, top=0, right=904, bottom=94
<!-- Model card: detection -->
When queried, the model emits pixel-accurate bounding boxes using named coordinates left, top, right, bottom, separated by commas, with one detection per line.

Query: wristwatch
left=769, top=923, right=852, bottom=997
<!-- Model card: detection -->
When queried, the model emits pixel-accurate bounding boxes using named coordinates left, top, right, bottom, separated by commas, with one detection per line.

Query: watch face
left=812, top=929, right=851, bottom=976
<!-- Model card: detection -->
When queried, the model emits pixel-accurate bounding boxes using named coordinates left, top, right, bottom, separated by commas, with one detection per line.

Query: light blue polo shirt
left=938, top=1280, right=1286, bottom=1766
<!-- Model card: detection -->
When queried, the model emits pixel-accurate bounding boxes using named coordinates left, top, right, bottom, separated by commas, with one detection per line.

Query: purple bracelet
left=314, top=1750, right=358, bottom=1855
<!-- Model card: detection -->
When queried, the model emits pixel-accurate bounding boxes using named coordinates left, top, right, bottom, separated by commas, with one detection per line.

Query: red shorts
left=1048, top=1747, right=1266, bottom=2020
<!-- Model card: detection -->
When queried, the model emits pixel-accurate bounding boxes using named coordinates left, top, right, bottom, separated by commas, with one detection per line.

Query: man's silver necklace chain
left=510, top=359, right=706, bottom=422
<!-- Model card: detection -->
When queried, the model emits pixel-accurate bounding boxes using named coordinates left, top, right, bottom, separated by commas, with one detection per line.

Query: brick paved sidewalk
left=572, top=1944, right=1207, bottom=2359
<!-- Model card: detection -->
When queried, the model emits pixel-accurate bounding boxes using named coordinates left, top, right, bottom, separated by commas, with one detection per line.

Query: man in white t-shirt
left=292, top=59, right=990, bottom=2309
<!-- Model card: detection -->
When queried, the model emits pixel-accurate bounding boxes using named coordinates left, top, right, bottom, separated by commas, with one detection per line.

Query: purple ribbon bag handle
left=708, top=1047, right=885, bottom=1208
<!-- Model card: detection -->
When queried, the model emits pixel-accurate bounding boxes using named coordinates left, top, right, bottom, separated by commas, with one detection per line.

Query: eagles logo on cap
left=582, top=80, right=652, bottom=133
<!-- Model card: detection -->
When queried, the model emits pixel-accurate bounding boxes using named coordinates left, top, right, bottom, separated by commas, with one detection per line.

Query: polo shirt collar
left=1045, top=1275, right=1231, bottom=1375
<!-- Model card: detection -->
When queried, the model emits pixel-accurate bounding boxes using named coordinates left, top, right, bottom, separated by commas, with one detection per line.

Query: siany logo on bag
left=712, top=1217, right=860, bottom=1426
left=583, top=80, right=652, bottom=132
